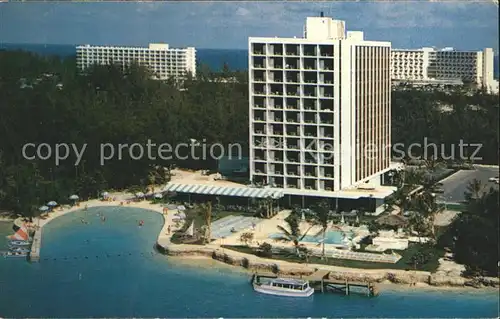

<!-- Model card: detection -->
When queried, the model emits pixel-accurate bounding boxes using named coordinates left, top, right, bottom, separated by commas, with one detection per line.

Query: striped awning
left=163, top=183, right=284, bottom=199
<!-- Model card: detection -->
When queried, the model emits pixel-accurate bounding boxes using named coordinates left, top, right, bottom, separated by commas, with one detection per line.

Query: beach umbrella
left=39, top=206, right=49, bottom=212
left=102, top=191, right=109, bottom=197
left=356, top=215, right=360, bottom=223
left=340, top=213, right=345, bottom=224
left=154, top=193, right=163, bottom=199
left=301, top=211, right=306, bottom=221
left=47, top=201, right=57, bottom=207
left=135, top=192, right=145, bottom=198
left=69, top=194, right=79, bottom=200
left=176, top=211, right=186, bottom=218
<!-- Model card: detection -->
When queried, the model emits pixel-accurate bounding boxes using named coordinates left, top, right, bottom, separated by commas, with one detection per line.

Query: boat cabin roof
left=272, top=278, right=308, bottom=285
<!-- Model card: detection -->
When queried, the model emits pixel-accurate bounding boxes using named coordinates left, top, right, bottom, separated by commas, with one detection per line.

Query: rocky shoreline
left=157, top=243, right=499, bottom=290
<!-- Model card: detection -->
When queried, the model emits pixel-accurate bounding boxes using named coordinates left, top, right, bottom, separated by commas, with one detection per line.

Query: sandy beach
left=8, top=194, right=496, bottom=292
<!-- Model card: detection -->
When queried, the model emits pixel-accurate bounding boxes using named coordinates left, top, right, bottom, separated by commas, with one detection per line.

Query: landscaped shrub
left=241, top=257, right=250, bottom=268
left=257, top=242, right=273, bottom=258
left=387, top=272, right=397, bottom=282
left=271, top=263, right=279, bottom=274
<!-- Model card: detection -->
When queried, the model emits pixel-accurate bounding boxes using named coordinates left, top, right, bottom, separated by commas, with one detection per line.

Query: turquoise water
left=0, top=207, right=498, bottom=318
left=269, top=231, right=350, bottom=245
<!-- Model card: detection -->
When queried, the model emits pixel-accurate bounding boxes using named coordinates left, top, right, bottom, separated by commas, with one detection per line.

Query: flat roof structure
left=166, top=169, right=396, bottom=201
left=163, top=183, right=284, bottom=199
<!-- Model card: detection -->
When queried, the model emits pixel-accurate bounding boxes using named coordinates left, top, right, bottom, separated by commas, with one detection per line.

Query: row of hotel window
left=252, top=84, right=333, bottom=97
left=251, top=70, right=334, bottom=83
left=254, top=162, right=335, bottom=174
left=252, top=97, right=332, bottom=109
left=251, top=57, right=333, bottom=70
left=251, top=44, right=334, bottom=57
left=251, top=176, right=335, bottom=191
left=252, top=128, right=334, bottom=137
left=253, top=111, right=334, bottom=122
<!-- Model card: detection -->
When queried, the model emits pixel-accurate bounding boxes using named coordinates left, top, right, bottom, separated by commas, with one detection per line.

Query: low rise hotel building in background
left=76, top=43, right=196, bottom=80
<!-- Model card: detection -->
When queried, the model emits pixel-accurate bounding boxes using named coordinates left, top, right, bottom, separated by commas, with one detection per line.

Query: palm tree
left=258, top=196, right=275, bottom=218
left=274, top=214, right=313, bottom=257
left=197, top=201, right=212, bottom=244
left=465, top=178, right=485, bottom=201
left=412, top=190, right=441, bottom=239
left=309, top=199, right=332, bottom=259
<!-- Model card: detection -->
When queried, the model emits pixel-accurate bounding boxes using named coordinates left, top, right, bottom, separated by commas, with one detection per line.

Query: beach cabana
left=135, top=192, right=145, bottom=198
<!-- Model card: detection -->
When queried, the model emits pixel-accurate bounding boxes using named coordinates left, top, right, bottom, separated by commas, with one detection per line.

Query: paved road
left=439, top=166, right=499, bottom=203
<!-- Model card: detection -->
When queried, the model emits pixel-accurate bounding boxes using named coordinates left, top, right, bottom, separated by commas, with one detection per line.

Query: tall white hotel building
left=76, top=43, right=196, bottom=79
left=249, top=16, right=395, bottom=203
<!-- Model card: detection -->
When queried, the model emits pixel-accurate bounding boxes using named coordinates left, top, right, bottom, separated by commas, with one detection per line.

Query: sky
left=0, top=1, right=498, bottom=52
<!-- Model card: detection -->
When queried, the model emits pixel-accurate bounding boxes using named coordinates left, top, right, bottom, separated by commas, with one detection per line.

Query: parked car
left=488, top=176, right=499, bottom=183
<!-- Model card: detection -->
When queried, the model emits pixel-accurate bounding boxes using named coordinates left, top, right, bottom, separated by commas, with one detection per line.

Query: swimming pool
left=269, top=230, right=354, bottom=245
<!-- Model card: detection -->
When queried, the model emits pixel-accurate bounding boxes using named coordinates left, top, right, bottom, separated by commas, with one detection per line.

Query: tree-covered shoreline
left=1, top=50, right=498, bottom=216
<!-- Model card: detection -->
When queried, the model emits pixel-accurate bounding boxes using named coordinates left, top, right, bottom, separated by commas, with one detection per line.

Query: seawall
left=157, top=242, right=499, bottom=289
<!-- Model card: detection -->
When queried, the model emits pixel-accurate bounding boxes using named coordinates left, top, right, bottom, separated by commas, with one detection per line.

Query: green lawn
left=222, top=243, right=444, bottom=272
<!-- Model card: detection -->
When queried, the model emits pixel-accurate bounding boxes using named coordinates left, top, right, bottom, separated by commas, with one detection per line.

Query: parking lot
left=438, top=165, right=499, bottom=203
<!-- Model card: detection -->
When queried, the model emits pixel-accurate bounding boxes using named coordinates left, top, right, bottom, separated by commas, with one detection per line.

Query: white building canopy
left=163, top=183, right=284, bottom=199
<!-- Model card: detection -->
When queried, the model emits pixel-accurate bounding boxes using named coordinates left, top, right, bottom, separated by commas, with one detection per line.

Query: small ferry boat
left=252, top=277, right=314, bottom=297
left=9, top=246, right=31, bottom=253
left=8, top=240, right=31, bottom=246
left=2, top=251, right=28, bottom=258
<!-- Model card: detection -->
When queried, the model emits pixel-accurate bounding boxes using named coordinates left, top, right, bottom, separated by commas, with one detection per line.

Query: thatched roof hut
left=376, top=214, right=408, bottom=227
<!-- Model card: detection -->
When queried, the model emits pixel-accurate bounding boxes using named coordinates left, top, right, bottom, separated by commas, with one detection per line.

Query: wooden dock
left=29, top=229, right=42, bottom=263
left=252, top=270, right=378, bottom=297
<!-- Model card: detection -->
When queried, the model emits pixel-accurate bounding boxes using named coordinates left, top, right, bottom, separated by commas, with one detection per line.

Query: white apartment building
left=76, top=43, right=196, bottom=79
left=249, top=16, right=393, bottom=200
left=391, top=47, right=497, bottom=93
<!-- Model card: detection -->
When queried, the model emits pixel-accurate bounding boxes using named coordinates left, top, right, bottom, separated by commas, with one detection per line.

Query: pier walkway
left=253, top=269, right=378, bottom=297
left=29, top=228, right=42, bottom=262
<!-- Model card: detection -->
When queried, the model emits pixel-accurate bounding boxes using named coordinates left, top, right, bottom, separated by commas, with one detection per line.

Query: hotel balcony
left=286, top=157, right=300, bottom=164
left=252, top=56, right=266, bottom=69
left=269, top=44, right=283, bottom=56
left=304, top=182, right=318, bottom=191
left=320, top=180, right=334, bottom=191
left=319, top=167, right=334, bottom=179
left=284, top=58, right=300, bottom=70
left=254, top=128, right=267, bottom=136
left=269, top=58, right=284, bottom=69
left=253, top=70, right=266, bottom=82
left=268, top=151, right=284, bottom=162
left=303, top=45, right=317, bottom=57
left=319, top=45, right=334, bottom=57
left=286, top=179, right=300, bottom=189
left=285, top=44, right=300, bottom=56
left=252, top=44, right=266, bottom=55
left=303, top=59, right=317, bottom=70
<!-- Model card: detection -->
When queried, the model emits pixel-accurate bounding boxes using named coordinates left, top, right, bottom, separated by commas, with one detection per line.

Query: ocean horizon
left=1, top=43, right=499, bottom=77
left=0, top=207, right=498, bottom=318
